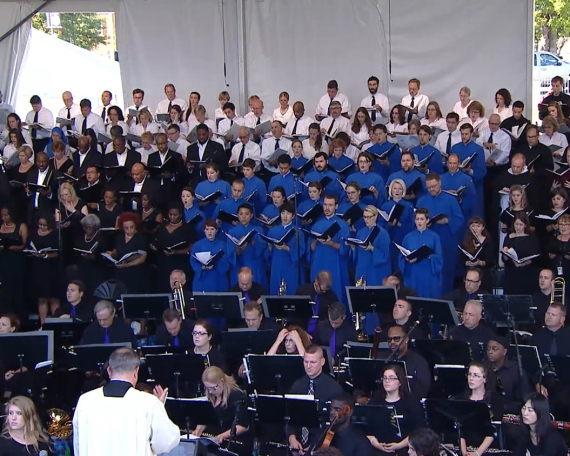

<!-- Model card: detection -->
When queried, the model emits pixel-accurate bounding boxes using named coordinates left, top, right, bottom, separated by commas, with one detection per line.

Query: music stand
left=482, top=294, right=535, bottom=326
left=434, top=365, right=468, bottom=397
left=192, top=292, right=243, bottom=320
left=246, top=354, right=305, bottom=393
left=0, top=331, right=54, bottom=371
left=346, top=286, right=397, bottom=316
left=406, top=297, right=460, bottom=327
left=67, top=342, right=130, bottom=377
left=140, top=345, right=189, bottom=356
left=166, top=397, right=221, bottom=434
left=221, top=329, right=276, bottom=373
left=121, top=293, right=172, bottom=319
left=507, top=345, right=542, bottom=380
left=411, top=339, right=472, bottom=374
left=145, top=353, right=207, bottom=398
left=351, top=404, right=402, bottom=443
left=42, top=319, right=90, bottom=361
left=261, top=295, right=313, bottom=320
left=347, top=358, right=407, bottom=394
left=344, top=341, right=375, bottom=359
left=159, top=439, right=209, bottom=456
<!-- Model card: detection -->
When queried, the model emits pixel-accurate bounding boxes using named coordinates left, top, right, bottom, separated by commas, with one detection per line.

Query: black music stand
left=346, top=286, right=398, bottom=316
left=192, top=292, right=243, bottom=320
left=507, top=344, right=542, bottom=380
left=67, top=342, right=130, bottom=377
left=347, top=358, right=407, bottom=394
left=0, top=331, right=54, bottom=371
left=423, top=399, right=492, bottom=448
left=407, top=297, right=460, bottom=327
left=221, top=329, right=276, bottom=373
left=261, top=295, right=313, bottom=320
left=145, top=353, right=207, bottom=398
left=139, top=345, right=189, bottom=356
left=411, top=339, right=472, bottom=373
left=351, top=404, right=402, bottom=443
left=159, top=439, right=209, bottom=456
left=121, top=293, right=172, bottom=319
left=482, top=294, right=535, bottom=326
left=246, top=354, right=305, bottom=393
left=344, top=341, right=374, bottom=359
left=42, top=319, right=90, bottom=361
left=434, top=365, right=468, bottom=397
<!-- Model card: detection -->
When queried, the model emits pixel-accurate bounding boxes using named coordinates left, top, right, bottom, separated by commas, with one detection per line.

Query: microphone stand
left=227, top=398, right=244, bottom=454
left=504, top=296, right=525, bottom=379
left=293, top=176, right=301, bottom=287
left=55, top=176, right=66, bottom=278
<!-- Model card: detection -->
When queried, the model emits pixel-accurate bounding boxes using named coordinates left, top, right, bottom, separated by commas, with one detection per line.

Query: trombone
left=172, top=281, right=187, bottom=320
left=551, top=277, right=566, bottom=305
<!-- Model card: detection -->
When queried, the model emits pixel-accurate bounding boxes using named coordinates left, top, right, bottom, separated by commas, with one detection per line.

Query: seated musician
left=169, top=269, right=193, bottom=319
left=383, top=274, right=419, bottom=299
left=368, top=364, right=425, bottom=453
left=442, top=268, right=489, bottom=311
left=242, top=303, right=280, bottom=332
left=154, top=308, right=195, bottom=347
left=0, top=313, right=19, bottom=334
left=267, top=325, right=311, bottom=355
left=192, top=319, right=227, bottom=373
left=513, top=393, right=568, bottom=456
left=296, top=271, right=339, bottom=336
left=531, top=269, right=554, bottom=327
left=191, top=366, right=251, bottom=447
left=228, top=266, right=268, bottom=305
left=448, top=300, right=496, bottom=358
left=314, top=302, right=357, bottom=363
left=382, top=298, right=428, bottom=341
left=407, top=428, right=441, bottom=456
left=53, top=280, right=92, bottom=321
left=79, top=300, right=137, bottom=347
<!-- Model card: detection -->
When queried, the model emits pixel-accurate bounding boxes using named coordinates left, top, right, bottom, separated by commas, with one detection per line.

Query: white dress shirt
left=261, top=135, right=292, bottom=160
left=350, top=124, right=370, bottom=145
left=476, top=127, right=512, bottom=165
left=174, top=137, right=191, bottom=158
left=230, top=140, right=261, bottom=167
left=106, top=121, right=129, bottom=136
left=94, top=105, right=112, bottom=124
left=129, top=122, right=160, bottom=137
left=218, top=116, right=246, bottom=136
left=136, top=145, right=157, bottom=164
left=214, top=107, right=227, bottom=120
left=284, top=115, right=314, bottom=136
left=155, top=98, right=188, bottom=115
left=453, top=100, right=472, bottom=121
left=273, top=106, right=294, bottom=125
left=245, top=113, right=272, bottom=129
left=460, top=116, right=489, bottom=135
left=187, top=119, right=218, bottom=136
left=401, top=93, right=430, bottom=119
left=361, top=93, right=390, bottom=123
left=74, top=112, right=105, bottom=135
left=316, top=92, right=352, bottom=117
left=386, top=122, right=407, bottom=143
left=0, top=128, right=32, bottom=151
left=420, top=118, right=447, bottom=131
left=34, top=168, right=50, bottom=207
left=302, top=138, right=329, bottom=159
left=320, top=116, right=351, bottom=136
left=540, top=131, right=569, bottom=151
left=58, top=104, right=81, bottom=123
left=134, top=177, right=147, bottom=193
left=434, top=129, right=461, bottom=156
left=115, top=151, right=128, bottom=167
left=25, top=107, right=54, bottom=139
left=493, top=106, right=513, bottom=123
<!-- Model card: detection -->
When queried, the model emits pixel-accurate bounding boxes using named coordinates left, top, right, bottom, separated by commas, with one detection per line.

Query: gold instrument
left=279, top=278, right=286, bottom=296
left=355, top=276, right=368, bottom=342
left=551, top=277, right=565, bottom=304
left=46, top=408, right=73, bottom=440
left=172, top=282, right=186, bottom=319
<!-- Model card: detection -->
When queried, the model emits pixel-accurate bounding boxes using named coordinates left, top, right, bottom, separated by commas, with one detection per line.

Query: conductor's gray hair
left=94, top=300, right=116, bottom=316
left=108, top=348, right=140, bottom=375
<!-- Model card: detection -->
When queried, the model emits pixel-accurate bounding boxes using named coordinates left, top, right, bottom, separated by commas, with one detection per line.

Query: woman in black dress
left=56, top=182, right=88, bottom=238
left=48, top=138, right=74, bottom=180
left=140, top=193, right=163, bottom=235
left=104, top=211, right=150, bottom=294
left=98, top=189, right=122, bottom=252
left=73, top=214, right=107, bottom=299
left=547, top=213, right=570, bottom=303
left=27, top=213, right=60, bottom=324
left=460, top=216, right=496, bottom=292
left=151, top=202, right=194, bottom=293
left=0, top=206, right=28, bottom=313
left=0, top=396, right=52, bottom=456
left=537, top=187, right=568, bottom=243
left=502, top=212, right=541, bottom=295
left=192, top=319, right=227, bottom=373
left=499, top=184, right=535, bottom=233
left=8, top=146, right=35, bottom=225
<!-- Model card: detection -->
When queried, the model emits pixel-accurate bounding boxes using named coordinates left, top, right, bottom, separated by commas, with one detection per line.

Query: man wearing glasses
left=443, top=268, right=488, bottom=312
left=477, top=114, right=511, bottom=167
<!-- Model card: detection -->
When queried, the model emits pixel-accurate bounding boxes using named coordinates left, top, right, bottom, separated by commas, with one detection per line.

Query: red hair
left=118, top=211, right=141, bottom=231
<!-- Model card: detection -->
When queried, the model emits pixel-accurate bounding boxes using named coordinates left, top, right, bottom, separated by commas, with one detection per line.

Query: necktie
left=32, top=111, right=38, bottom=139
left=81, top=117, right=87, bottom=135
left=308, top=379, right=314, bottom=395
left=256, top=117, right=261, bottom=126
left=307, top=295, right=319, bottom=336
left=371, top=96, right=377, bottom=122
left=275, top=138, right=280, bottom=151
left=173, top=336, right=179, bottom=347
left=103, top=328, right=110, bottom=344
left=301, top=379, right=315, bottom=444
left=66, top=108, right=72, bottom=132
left=70, top=306, right=76, bottom=317
left=244, top=292, right=250, bottom=303
left=446, top=133, right=452, bottom=155
left=292, top=119, right=299, bottom=135
left=330, top=328, right=337, bottom=358
left=168, top=101, right=172, bottom=112
left=327, top=118, right=336, bottom=135
left=238, top=144, right=246, bottom=163
left=102, top=107, right=107, bottom=123
left=488, top=133, right=494, bottom=144
left=408, top=97, right=415, bottom=122
left=550, top=334, right=558, bottom=355
left=230, top=119, right=234, bottom=126
left=327, top=98, right=333, bottom=116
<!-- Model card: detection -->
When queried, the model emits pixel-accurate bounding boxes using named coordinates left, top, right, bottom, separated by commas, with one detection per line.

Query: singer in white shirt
left=93, top=90, right=113, bottom=124
left=58, top=91, right=81, bottom=127
left=285, top=102, right=314, bottom=137
left=400, top=78, right=429, bottom=120
left=230, top=126, right=262, bottom=169
left=360, top=76, right=389, bottom=124
left=315, top=80, right=352, bottom=120
left=435, top=113, right=462, bottom=158
left=155, top=83, right=188, bottom=115
left=320, top=102, right=351, bottom=137
left=476, top=114, right=512, bottom=165
left=73, top=99, right=105, bottom=135
left=452, top=87, right=472, bottom=121
left=25, top=96, right=54, bottom=140
left=273, top=91, right=294, bottom=125
left=166, top=124, right=191, bottom=159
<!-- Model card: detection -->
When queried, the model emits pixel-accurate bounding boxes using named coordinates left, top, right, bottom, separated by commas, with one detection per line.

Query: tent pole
left=0, top=0, right=55, bottom=45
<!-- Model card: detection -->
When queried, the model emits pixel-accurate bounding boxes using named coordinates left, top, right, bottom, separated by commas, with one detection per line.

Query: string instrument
left=312, top=405, right=351, bottom=451
left=370, top=327, right=383, bottom=359
left=502, top=414, right=570, bottom=430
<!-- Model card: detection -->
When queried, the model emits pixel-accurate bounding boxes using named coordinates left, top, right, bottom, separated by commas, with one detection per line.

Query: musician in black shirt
left=408, top=428, right=441, bottom=456
left=449, top=300, right=495, bottom=359
left=530, top=302, right=570, bottom=356
left=80, top=300, right=137, bottom=347
left=154, top=308, right=195, bottom=347
left=53, top=280, right=92, bottom=321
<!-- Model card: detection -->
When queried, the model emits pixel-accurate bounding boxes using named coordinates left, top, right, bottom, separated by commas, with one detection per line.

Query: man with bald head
left=122, top=162, right=159, bottom=211
left=477, top=113, right=511, bottom=167
left=285, top=101, right=314, bottom=136
left=229, top=266, right=268, bottom=304
left=296, top=271, right=340, bottom=335
left=449, top=299, right=496, bottom=358
left=147, top=132, right=185, bottom=207
left=58, top=91, right=80, bottom=131
left=26, top=151, right=54, bottom=226
left=229, top=126, right=261, bottom=169
left=245, top=98, right=272, bottom=141
left=72, top=136, right=102, bottom=180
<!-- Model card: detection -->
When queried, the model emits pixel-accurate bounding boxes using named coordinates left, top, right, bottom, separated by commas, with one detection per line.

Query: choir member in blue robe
left=328, top=138, right=356, bottom=178
left=368, top=124, right=402, bottom=179
left=190, top=219, right=230, bottom=292
left=226, top=203, right=268, bottom=289
left=304, top=152, right=344, bottom=199
left=337, top=182, right=367, bottom=234
left=242, top=158, right=267, bottom=215
left=450, top=124, right=487, bottom=217
left=290, top=139, right=309, bottom=171
left=181, top=187, right=206, bottom=239
left=386, top=151, right=427, bottom=205
left=398, top=208, right=443, bottom=298
left=297, top=181, right=323, bottom=230
left=382, top=178, right=416, bottom=271
left=195, top=163, right=231, bottom=219
left=411, top=126, right=444, bottom=175
left=348, top=151, right=386, bottom=206
left=307, top=194, right=351, bottom=304
left=440, top=153, right=476, bottom=239
left=268, top=154, right=303, bottom=199
left=260, top=186, right=286, bottom=227
left=266, top=202, right=305, bottom=295
left=213, top=178, right=250, bottom=234
left=417, top=173, right=464, bottom=294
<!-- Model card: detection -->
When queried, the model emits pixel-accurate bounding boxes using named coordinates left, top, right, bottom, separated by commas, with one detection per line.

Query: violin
left=313, top=405, right=351, bottom=451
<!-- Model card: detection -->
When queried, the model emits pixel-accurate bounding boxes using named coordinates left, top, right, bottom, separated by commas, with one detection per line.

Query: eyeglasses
left=204, top=384, right=219, bottom=392
left=382, top=376, right=399, bottom=382
left=465, top=278, right=480, bottom=284
left=192, top=331, right=208, bottom=337
left=363, top=215, right=375, bottom=219
left=386, top=336, right=403, bottom=343
left=466, top=372, right=484, bottom=379
left=346, top=191, right=358, bottom=195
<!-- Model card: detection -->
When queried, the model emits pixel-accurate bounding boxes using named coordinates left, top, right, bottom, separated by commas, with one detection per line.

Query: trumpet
left=355, top=276, right=368, bottom=342
left=172, top=282, right=186, bottom=320
left=279, top=278, right=286, bottom=296
left=551, top=277, right=565, bottom=305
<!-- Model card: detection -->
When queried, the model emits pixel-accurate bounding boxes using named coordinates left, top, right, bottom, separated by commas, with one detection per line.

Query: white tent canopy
left=0, top=0, right=533, bottom=118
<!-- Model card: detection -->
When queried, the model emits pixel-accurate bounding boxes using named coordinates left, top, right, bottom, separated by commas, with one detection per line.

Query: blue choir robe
left=337, top=201, right=367, bottom=233
left=304, top=168, right=344, bottom=200
left=195, top=179, right=231, bottom=219
left=268, top=171, right=303, bottom=200
left=348, top=170, right=386, bottom=206
left=183, top=206, right=206, bottom=239
left=411, top=143, right=443, bottom=175
left=261, top=203, right=280, bottom=222
left=190, top=237, right=230, bottom=292
left=386, top=169, right=427, bottom=205
left=267, top=223, right=305, bottom=295
left=213, top=196, right=250, bottom=234
left=307, top=215, right=351, bottom=304
left=380, top=198, right=415, bottom=271
left=291, top=156, right=309, bottom=170
left=368, top=141, right=402, bottom=177
left=243, top=174, right=267, bottom=215
left=417, top=191, right=464, bottom=294
left=450, top=140, right=487, bottom=217
left=328, top=155, right=356, bottom=177
left=227, top=223, right=268, bottom=289
left=399, top=228, right=443, bottom=298
left=297, top=198, right=323, bottom=230
left=440, top=170, right=476, bottom=228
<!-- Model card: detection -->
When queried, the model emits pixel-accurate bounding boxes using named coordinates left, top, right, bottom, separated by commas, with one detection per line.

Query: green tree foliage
left=32, top=13, right=106, bottom=51
left=535, top=0, right=570, bottom=54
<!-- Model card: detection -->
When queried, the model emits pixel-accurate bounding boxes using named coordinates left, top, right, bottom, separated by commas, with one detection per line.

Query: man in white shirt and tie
left=93, top=90, right=113, bottom=124
left=435, top=112, right=461, bottom=159
left=316, top=80, right=352, bottom=121
left=320, top=101, right=351, bottom=138
left=262, top=121, right=292, bottom=175
left=218, top=102, right=246, bottom=148
left=25, top=95, right=54, bottom=152
left=155, top=83, right=188, bottom=116
left=285, top=102, right=314, bottom=137
left=73, top=99, right=105, bottom=136
left=230, top=126, right=261, bottom=170
left=246, top=99, right=272, bottom=142
left=401, top=78, right=429, bottom=122
left=126, top=88, right=151, bottom=126
left=477, top=113, right=512, bottom=167
left=57, top=91, right=81, bottom=132
left=167, top=124, right=191, bottom=160
left=361, top=76, right=389, bottom=124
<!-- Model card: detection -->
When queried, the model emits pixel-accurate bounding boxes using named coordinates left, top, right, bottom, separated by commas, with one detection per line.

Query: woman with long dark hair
left=460, top=216, right=495, bottom=292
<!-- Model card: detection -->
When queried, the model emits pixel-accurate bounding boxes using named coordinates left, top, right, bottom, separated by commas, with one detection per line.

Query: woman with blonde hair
left=192, top=366, right=250, bottom=446
left=0, top=395, right=51, bottom=454
left=540, top=115, right=569, bottom=157
left=56, top=181, right=88, bottom=237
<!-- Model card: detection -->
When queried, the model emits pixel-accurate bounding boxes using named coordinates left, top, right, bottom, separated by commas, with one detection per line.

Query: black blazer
left=185, top=140, right=228, bottom=186
left=314, top=320, right=357, bottom=357
left=25, top=167, right=55, bottom=220
left=103, top=150, right=142, bottom=191
left=72, top=149, right=103, bottom=179
left=147, top=150, right=185, bottom=207
left=120, top=177, right=160, bottom=212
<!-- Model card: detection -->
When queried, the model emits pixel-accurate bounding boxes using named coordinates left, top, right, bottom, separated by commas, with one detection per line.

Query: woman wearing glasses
left=192, top=319, right=227, bottom=373
left=367, top=364, right=425, bottom=453
left=191, top=366, right=250, bottom=449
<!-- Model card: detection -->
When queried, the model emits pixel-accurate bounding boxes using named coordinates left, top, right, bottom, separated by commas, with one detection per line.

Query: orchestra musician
left=154, top=308, right=195, bottom=347
left=267, top=325, right=311, bottom=355
left=407, top=428, right=441, bottom=456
